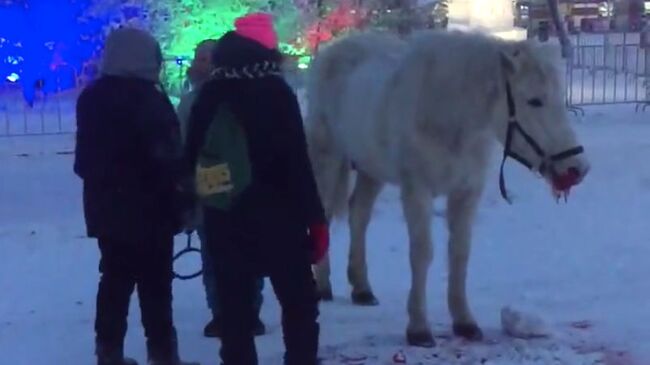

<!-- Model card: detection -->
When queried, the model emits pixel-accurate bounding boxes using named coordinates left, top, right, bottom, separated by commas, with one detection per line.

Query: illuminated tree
left=82, top=0, right=290, bottom=92
left=79, top=0, right=349, bottom=90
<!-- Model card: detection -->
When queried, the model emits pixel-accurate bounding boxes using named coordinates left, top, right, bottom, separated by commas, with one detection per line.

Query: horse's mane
left=404, top=30, right=562, bottom=88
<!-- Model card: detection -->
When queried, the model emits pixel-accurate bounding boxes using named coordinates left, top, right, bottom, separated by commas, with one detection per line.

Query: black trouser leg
left=270, top=251, right=320, bottom=365
left=213, top=251, right=259, bottom=365
left=135, top=234, right=177, bottom=358
left=95, top=239, right=136, bottom=350
left=204, top=212, right=259, bottom=365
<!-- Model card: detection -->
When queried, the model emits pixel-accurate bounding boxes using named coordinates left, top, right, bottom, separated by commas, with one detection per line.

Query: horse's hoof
left=406, top=330, right=436, bottom=348
left=318, top=288, right=334, bottom=302
left=351, top=291, right=379, bottom=306
left=453, top=322, right=484, bottom=341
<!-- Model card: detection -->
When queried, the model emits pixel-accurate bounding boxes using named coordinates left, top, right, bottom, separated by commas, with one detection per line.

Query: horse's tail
left=306, top=109, right=351, bottom=221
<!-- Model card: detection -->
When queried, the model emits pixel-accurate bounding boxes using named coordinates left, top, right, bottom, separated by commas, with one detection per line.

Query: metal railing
left=0, top=59, right=189, bottom=137
left=565, top=32, right=650, bottom=112
left=0, top=64, right=80, bottom=137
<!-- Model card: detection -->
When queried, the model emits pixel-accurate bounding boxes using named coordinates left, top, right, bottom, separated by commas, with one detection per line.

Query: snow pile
left=501, top=306, right=551, bottom=339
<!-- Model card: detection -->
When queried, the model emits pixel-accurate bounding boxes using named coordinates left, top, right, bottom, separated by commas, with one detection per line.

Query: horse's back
left=307, top=32, right=403, bottom=120
left=307, top=32, right=406, bottom=183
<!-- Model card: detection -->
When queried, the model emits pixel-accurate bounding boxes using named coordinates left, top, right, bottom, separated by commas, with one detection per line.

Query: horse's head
left=496, top=41, right=589, bottom=201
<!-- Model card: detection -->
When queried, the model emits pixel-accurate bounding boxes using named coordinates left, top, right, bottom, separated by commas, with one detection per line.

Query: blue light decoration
left=0, top=0, right=102, bottom=106
left=0, top=2, right=26, bottom=84
left=0, top=0, right=313, bottom=106
left=6, top=72, right=19, bottom=82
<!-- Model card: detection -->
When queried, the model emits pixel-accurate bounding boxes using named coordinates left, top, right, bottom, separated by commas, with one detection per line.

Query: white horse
left=305, top=30, right=590, bottom=347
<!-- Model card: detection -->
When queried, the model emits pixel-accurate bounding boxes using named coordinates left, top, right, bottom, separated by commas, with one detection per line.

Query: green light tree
left=81, top=0, right=313, bottom=94
left=148, top=0, right=317, bottom=93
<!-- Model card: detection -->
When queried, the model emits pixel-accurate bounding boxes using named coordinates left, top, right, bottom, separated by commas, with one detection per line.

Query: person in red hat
left=184, top=12, right=328, bottom=365
left=177, top=39, right=267, bottom=339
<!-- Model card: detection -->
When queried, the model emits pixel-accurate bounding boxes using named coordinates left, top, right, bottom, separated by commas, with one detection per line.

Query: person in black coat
left=178, top=39, right=266, bottom=338
left=74, top=27, right=197, bottom=365
left=184, top=13, right=329, bottom=365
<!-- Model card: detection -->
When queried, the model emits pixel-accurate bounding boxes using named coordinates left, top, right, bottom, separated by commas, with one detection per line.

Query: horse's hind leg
left=348, top=172, right=383, bottom=306
left=447, top=189, right=483, bottom=341
left=307, top=110, right=350, bottom=301
left=401, top=181, right=435, bottom=347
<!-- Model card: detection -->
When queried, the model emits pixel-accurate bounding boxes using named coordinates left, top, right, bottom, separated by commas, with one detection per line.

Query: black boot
left=146, top=337, right=199, bottom=365
left=203, top=317, right=220, bottom=338
left=96, top=342, right=138, bottom=365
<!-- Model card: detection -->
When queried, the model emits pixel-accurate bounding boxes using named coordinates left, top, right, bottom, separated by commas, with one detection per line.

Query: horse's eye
left=527, top=98, right=544, bottom=107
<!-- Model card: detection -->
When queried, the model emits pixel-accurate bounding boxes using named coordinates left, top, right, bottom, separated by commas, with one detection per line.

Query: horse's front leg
left=401, top=181, right=435, bottom=347
left=348, top=172, right=383, bottom=305
left=447, top=189, right=483, bottom=341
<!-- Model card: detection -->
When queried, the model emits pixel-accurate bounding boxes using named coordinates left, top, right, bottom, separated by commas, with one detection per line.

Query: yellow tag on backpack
left=196, top=163, right=234, bottom=197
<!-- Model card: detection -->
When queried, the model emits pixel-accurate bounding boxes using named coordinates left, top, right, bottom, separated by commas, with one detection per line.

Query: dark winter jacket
left=74, top=29, right=187, bottom=242
left=185, top=32, right=325, bottom=248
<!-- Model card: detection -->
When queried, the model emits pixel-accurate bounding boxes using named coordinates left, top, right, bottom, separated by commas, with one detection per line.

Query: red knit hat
left=234, top=12, right=279, bottom=50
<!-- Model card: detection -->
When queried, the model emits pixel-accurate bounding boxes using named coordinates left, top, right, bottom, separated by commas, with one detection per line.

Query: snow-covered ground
left=1, top=103, right=649, bottom=365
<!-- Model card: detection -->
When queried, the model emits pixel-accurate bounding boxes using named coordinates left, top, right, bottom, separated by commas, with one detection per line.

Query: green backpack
left=195, top=104, right=252, bottom=211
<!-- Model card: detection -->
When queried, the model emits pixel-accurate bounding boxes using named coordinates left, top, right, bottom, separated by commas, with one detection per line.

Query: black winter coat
left=185, top=32, right=325, bottom=251
left=74, top=76, right=186, bottom=242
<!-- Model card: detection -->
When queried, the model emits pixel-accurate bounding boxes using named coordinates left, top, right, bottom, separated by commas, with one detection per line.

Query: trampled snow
left=1, top=100, right=648, bottom=364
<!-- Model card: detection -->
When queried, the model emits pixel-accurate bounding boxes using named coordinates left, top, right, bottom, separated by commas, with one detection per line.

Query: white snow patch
left=501, top=306, right=551, bottom=339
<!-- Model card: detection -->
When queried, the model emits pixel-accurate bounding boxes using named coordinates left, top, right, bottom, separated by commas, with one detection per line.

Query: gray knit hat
left=100, top=27, right=163, bottom=82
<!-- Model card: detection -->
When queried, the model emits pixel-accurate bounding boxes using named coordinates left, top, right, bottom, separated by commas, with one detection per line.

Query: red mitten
left=309, top=223, right=330, bottom=264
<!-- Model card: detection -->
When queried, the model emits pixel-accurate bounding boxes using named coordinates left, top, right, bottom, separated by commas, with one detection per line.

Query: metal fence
left=0, top=59, right=188, bottom=137
left=0, top=64, right=80, bottom=137
left=565, top=32, right=650, bottom=112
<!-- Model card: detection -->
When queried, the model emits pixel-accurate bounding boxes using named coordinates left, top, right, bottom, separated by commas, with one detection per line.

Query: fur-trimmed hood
left=210, top=31, right=283, bottom=79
